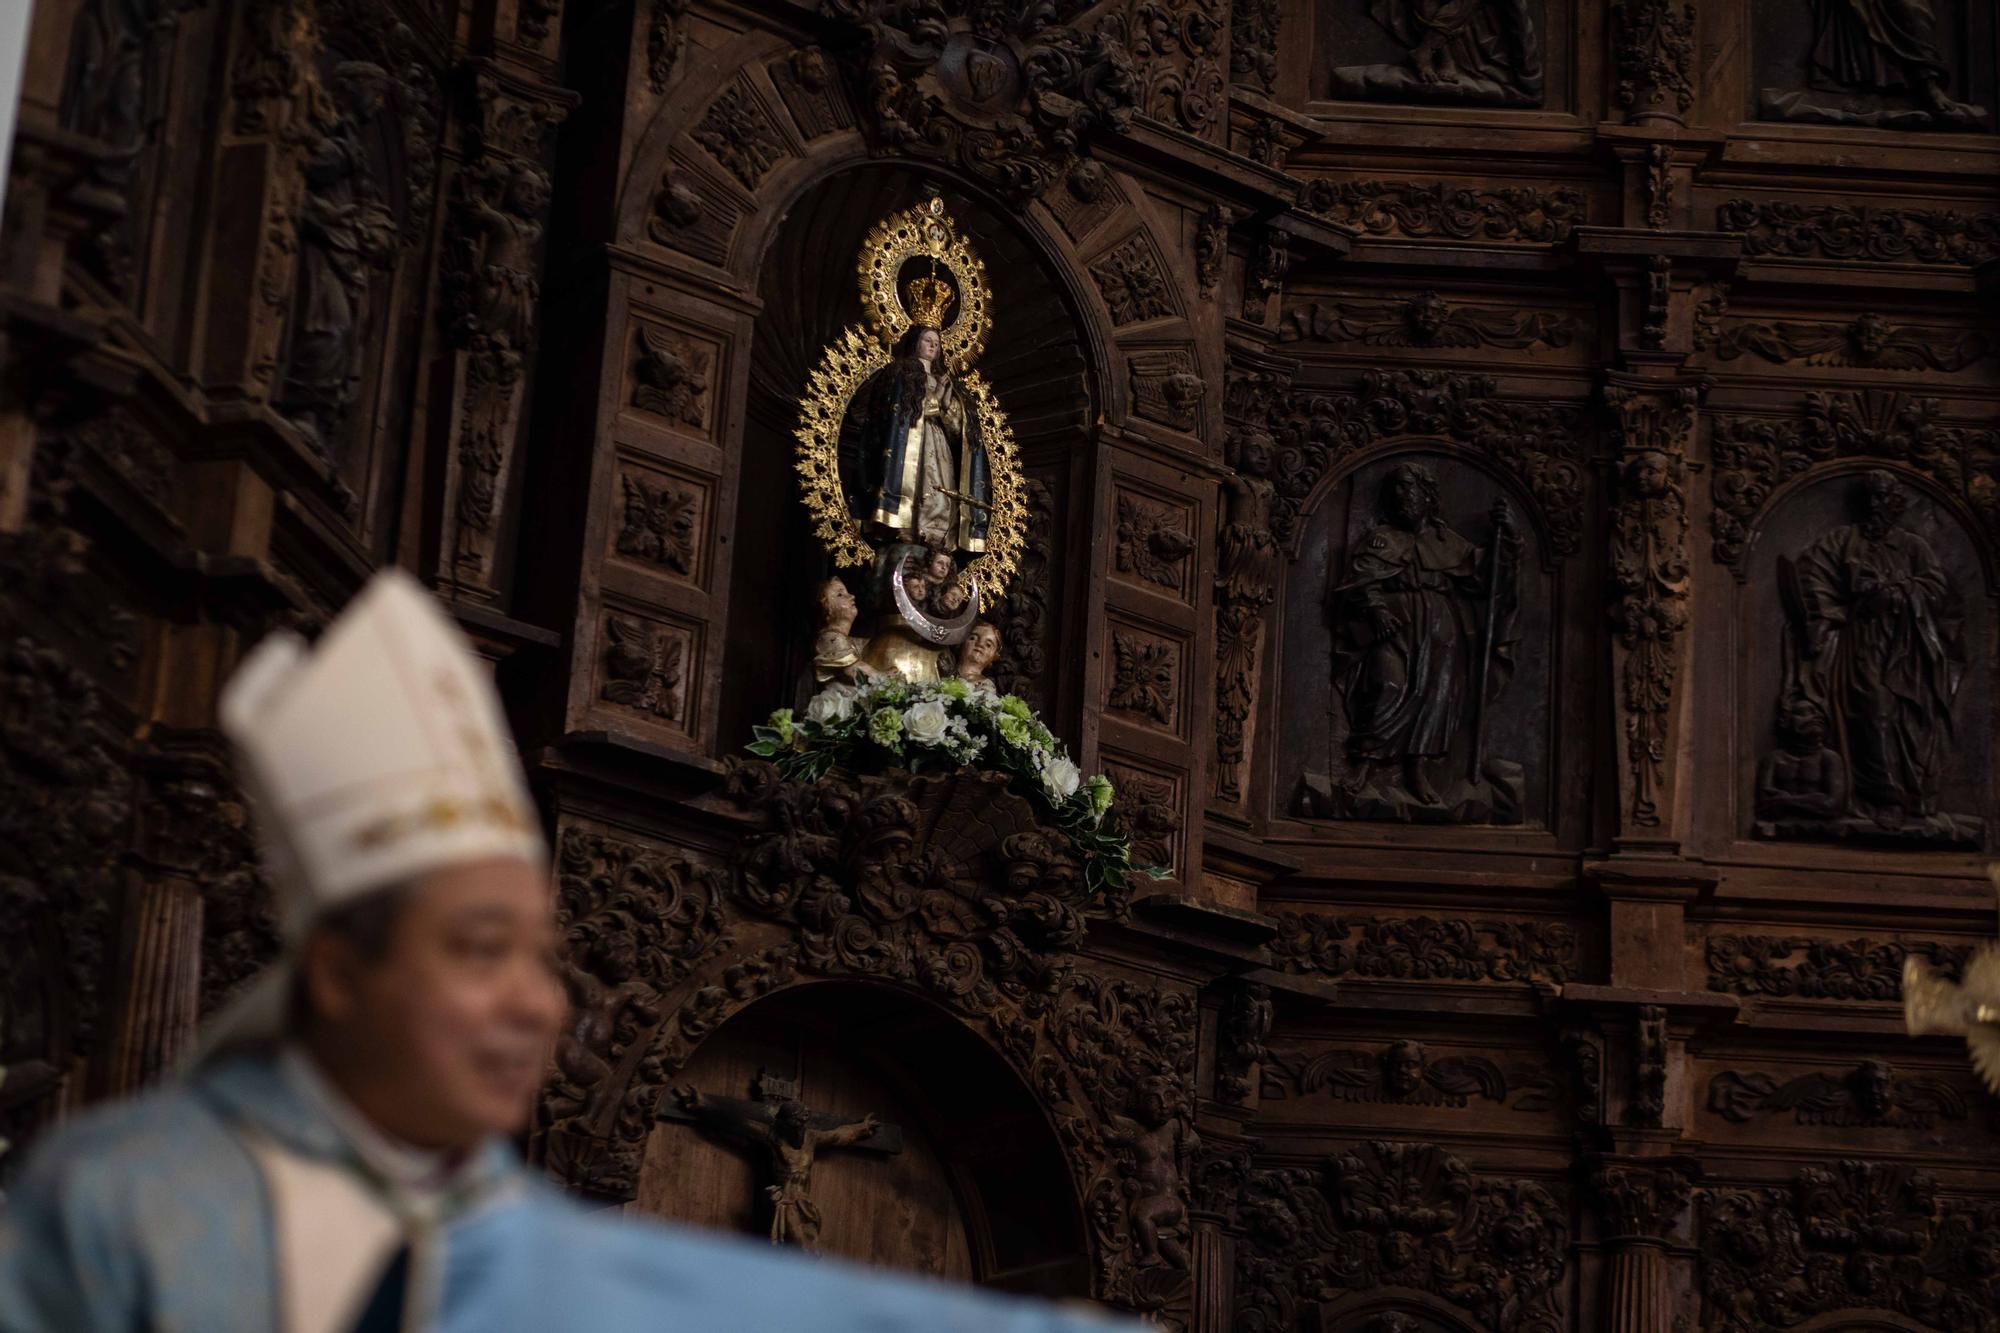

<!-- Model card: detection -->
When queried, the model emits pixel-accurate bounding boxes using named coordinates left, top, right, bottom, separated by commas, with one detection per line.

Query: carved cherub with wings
left=1713, top=312, right=1994, bottom=372
left=1707, top=1060, right=1967, bottom=1128
left=1272, top=1040, right=1549, bottom=1110
left=1280, top=293, right=1574, bottom=350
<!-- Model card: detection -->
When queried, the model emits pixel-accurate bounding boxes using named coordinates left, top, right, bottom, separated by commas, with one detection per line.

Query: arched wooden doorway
left=630, top=979, right=1090, bottom=1298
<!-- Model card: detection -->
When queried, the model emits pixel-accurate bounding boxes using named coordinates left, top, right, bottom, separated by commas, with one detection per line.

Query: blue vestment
left=0, top=1049, right=1128, bottom=1332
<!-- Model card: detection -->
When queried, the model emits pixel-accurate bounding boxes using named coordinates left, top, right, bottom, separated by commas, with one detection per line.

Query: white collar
left=279, top=1045, right=465, bottom=1203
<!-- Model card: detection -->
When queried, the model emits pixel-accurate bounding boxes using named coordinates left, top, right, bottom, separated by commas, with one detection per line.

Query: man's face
left=1389, top=471, right=1430, bottom=526
left=306, top=857, right=565, bottom=1149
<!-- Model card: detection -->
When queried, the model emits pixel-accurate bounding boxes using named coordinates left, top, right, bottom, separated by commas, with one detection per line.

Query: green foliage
left=750, top=677, right=1157, bottom=898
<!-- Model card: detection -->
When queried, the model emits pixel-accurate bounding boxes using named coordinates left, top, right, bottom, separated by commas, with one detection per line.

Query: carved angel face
left=1777, top=695, right=1827, bottom=750
left=960, top=622, right=1001, bottom=674
left=1384, top=1040, right=1427, bottom=1096
left=1851, top=1060, right=1895, bottom=1119
left=1132, top=1073, right=1176, bottom=1127
left=819, top=578, right=856, bottom=625
left=1628, top=450, right=1672, bottom=499
left=1406, top=291, right=1450, bottom=341
left=505, top=163, right=549, bottom=218
left=1850, top=313, right=1891, bottom=361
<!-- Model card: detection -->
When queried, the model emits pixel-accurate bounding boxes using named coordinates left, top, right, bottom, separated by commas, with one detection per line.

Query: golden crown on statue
left=902, top=273, right=956, bottom=329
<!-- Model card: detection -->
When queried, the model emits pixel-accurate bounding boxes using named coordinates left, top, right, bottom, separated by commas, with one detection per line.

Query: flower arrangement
left=748, top=676, right=1153, bottom=897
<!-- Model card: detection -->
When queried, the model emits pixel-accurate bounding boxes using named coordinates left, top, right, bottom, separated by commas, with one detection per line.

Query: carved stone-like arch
left=1317, top=1287, right=1492, bottom=1333
left=1790, top=1312, right=1943, bottom=1333
left=535, top=765, right=1199, bottom=1312
left=639, top=977, right=1088, bottom=1291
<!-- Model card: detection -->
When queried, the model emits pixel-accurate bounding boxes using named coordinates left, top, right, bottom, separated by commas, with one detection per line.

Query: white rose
left=1040, top=754, right=1081, bottom=801
left=904, top=699, right=949, bottom=745
left=805, top=685, right=857, bottom=723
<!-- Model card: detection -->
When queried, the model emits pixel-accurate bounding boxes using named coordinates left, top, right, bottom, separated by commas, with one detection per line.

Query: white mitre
left=200, top=569, right=546, bottom=1055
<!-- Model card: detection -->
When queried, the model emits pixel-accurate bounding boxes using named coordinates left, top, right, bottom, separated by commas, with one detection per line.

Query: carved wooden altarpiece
left=3, top=0, right=1998, bottom=1330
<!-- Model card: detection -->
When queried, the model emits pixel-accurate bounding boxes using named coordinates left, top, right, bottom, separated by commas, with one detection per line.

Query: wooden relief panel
left=1112, top=485, right=1197, bottom=603
left=1751, top=0, right=1995, bottom=132
left=1259, top=1036, right=1568, bottom=1124
left=1315, top=0, right=1565, bottom=110
left=1101, top=754, right=1185, bottom=875
left=593, top=605, right=701, bottom=739
left=1127, top=347, right=1205, bottom=435
left=647, top=151, right=750, bottom=268
left=272, top=27, right=444, bottom=525
left=1104, top=617, right=1188, bottom=737
left=624, top=318, right=723, bottom=442
left=1277, top=289, right=1588, bottom=368
left=1278, top=451, right=1556, bottom=827
left=1737, top=469, right=1991, bottom=849
left=610, top=458, right=710, bottom=587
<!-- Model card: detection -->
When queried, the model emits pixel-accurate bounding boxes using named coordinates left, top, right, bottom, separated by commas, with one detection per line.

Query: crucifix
left=663, top=1070, right=902, bottom=1251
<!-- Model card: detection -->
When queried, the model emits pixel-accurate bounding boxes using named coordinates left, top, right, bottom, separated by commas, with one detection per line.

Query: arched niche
left=1790, top=1311, right=1943, bottom=1333
left=1736, top=463, right=1994, bottom=851
left=1317, top=1287, right=1491, bottom=1333
left=633, top=979, right=1088, bottom=1297
left=1273, top=444, right=1558, bottom=830
left=716, top=162, right=1101, bottom=742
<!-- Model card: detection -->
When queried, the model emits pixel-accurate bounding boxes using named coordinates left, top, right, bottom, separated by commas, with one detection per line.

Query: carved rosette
left=535, top=763, right=1194, bottom=1310
left=1604, top=377, right=1704, bottom=835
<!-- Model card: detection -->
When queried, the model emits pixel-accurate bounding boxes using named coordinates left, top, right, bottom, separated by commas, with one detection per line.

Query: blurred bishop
left=0, top=570, right=1127, bottom=1333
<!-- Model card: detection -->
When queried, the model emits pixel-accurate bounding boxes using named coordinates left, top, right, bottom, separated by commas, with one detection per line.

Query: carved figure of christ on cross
left=666, top=1076, right=901, bottom=1250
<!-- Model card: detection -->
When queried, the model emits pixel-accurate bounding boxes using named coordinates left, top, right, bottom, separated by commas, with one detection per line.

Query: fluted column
left=1589, top=1156, right=1700, bottom=1333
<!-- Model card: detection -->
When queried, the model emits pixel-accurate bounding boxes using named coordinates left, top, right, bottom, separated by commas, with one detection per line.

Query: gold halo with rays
left=856, top=197, right=991, bottom=371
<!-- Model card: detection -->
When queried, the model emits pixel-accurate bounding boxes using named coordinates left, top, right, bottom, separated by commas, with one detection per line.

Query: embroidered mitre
left=219, top=568, right=545, bottom=935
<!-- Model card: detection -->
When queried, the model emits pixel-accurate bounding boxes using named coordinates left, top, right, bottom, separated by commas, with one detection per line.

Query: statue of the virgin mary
left=792, top=197, right=1026, bottom=685
left=837, top=273, right=991, bottom=557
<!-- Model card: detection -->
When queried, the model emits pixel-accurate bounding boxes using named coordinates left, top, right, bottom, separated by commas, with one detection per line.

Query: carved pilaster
left=1603, top=375, right=1704, bottom=844
left=1610, top=0, right=1695, bottom=128
left=1589, top=1156, right=1700, bottom=1333
left=103, top=878, right=202, bottom=1095
left=199, top=0, right=322, bottom=399
left=432, top=61, right=576, bottom=604
left=1212, top=354, right=1290, bottom=806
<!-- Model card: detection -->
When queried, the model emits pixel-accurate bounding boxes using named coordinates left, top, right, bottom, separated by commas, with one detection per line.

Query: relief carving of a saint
left=1297, top=462, right=1524, bottom=824
left=1758, top=470, right=1982, bottom=845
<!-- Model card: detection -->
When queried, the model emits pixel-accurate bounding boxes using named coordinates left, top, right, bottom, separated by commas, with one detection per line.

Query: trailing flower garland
left=748, top=676, right=1153, bottom=897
